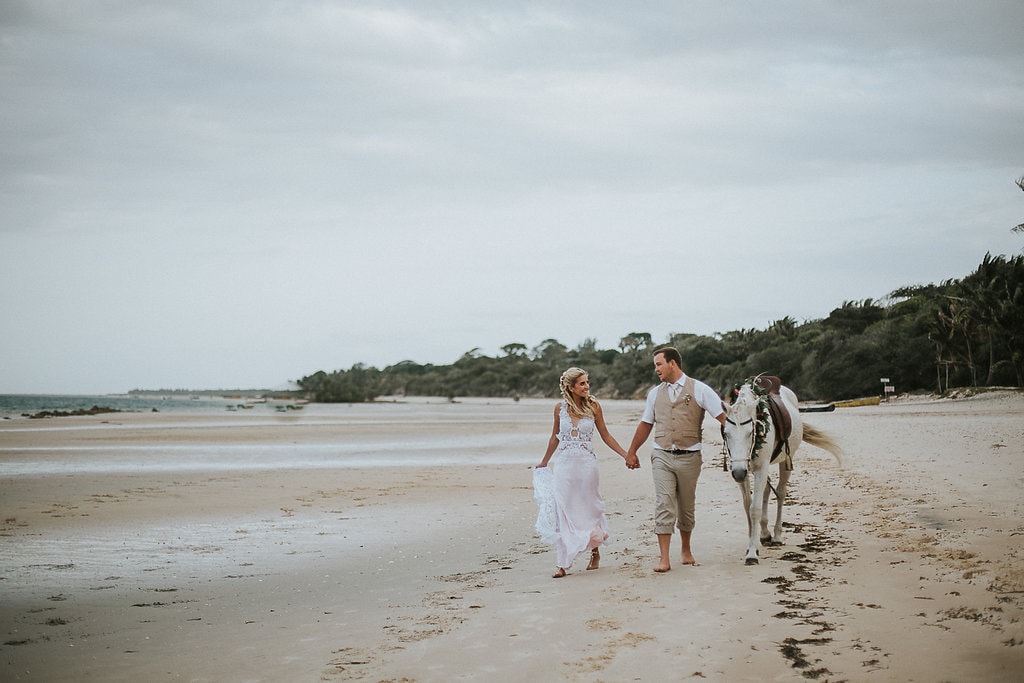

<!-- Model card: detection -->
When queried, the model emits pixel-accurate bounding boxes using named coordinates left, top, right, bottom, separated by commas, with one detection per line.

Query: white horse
left=722, top=378, right=842, bottom=565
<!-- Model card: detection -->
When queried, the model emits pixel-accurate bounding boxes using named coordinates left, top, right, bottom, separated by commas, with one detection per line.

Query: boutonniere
left=682, top=393, right=692, bottom=404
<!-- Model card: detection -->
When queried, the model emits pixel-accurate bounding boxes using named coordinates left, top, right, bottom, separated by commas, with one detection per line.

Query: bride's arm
left=593, top=402, right=628, bottom=460
left=536, top=402, right=561, bottom=468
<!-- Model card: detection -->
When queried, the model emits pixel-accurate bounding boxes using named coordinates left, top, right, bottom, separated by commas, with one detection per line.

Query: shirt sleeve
left=639, top=384, right=660, bottom=424
left=695, top=380, right=725, bottom=418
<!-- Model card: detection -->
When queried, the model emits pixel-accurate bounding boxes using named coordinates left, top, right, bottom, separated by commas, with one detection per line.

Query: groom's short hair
left=654, top=346, right=682, bottom=368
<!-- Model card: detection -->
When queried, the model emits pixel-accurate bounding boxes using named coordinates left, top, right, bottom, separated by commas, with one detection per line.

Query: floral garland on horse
left=728, top=378, right=772, bottom=459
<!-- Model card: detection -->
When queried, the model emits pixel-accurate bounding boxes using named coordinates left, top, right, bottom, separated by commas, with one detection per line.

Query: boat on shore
left=833, top=396, right=882, bottom=408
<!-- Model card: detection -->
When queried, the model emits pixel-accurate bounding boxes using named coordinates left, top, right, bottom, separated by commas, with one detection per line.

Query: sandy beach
left=1, top=393, right=1022, bottom=682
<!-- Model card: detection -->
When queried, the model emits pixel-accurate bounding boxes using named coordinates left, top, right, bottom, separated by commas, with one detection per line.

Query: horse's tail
left=803, top=423, right=843, bottom=466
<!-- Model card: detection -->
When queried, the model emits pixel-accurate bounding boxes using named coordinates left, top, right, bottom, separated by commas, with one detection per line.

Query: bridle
left=723, top=413, right=782, bottom=497
left=721, top=414, right=756, bottom=472
left=722, top=381, right=770, bottom=472
left=721, top=381, right=784, bottom=498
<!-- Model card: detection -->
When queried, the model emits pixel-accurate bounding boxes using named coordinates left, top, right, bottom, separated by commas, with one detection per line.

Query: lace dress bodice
left=557, top=401, right=596, bottom=455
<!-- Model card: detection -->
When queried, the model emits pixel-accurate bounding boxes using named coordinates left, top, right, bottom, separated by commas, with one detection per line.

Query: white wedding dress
left=533, top=401, right=610, bottom=569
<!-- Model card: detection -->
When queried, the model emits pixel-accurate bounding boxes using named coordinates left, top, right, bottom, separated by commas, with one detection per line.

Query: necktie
left=669, top=383, right=680, bottom=401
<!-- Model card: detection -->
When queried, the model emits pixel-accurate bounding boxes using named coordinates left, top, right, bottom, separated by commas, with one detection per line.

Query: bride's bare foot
left=552, top=567, right=566, bottom=578
left=653, top=561, right=671, bottom=573
left=586, top=548, right=600, bottom=571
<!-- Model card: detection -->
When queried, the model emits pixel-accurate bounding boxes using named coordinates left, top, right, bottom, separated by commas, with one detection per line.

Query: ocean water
left=0, top=394, right=239, bottom=420
left=0, top=396, right=555, bottom=474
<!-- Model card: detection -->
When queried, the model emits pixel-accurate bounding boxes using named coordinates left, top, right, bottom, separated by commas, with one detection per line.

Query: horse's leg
left=771, top=464, right=792, bottom=546
left=745, top=464, right=768, bottom=565
left=737, top=479, right=753, bottom=536
left=759, top=473, right=772, bottom=543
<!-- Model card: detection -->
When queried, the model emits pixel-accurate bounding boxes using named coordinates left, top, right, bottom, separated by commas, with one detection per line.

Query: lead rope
left=720, top=424, right=728, bottom=471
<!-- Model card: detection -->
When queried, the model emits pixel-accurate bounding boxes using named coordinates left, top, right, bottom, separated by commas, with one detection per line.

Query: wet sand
left=1, top=393, right=1022, bottom=681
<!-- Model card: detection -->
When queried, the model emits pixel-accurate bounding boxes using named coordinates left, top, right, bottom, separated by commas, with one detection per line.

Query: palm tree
left=991, top=254, right=1024, bottom=385
left=1014, top=176, right=1024, bottom=233
left=961, top=254, right=1003, bottom=385
left=767, top=316, right=798, bottom=341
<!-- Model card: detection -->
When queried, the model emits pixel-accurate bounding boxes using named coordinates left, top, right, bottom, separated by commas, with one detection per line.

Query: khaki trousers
left=651, top=449, right=702, bottom=534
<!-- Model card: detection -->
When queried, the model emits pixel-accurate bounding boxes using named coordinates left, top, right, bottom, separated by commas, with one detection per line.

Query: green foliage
left=299, top=254, right=1024, bottom=403
left=297, top=365, right=380, bottom=403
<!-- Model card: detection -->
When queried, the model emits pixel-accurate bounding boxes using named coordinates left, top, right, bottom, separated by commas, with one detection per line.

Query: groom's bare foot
left=681, top=551, right=696, bottom=565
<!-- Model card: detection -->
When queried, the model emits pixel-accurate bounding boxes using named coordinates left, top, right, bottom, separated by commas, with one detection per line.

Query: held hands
left=624, top=452, right=641, bottom=470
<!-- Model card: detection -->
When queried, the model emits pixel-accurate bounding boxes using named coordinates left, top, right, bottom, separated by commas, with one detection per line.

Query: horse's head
left=724, top=383, right=762, bottom=482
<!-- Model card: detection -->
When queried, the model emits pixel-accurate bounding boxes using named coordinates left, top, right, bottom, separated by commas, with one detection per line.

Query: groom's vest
left=653, top=377, right=705, bottom=450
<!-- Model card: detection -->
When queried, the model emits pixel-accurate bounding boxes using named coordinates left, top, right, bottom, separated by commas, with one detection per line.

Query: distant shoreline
left=128, top=389, right=304, bottom=398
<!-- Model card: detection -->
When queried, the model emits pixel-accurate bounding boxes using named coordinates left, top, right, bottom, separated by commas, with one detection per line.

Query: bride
left=534, top=367, right=633, bottom=578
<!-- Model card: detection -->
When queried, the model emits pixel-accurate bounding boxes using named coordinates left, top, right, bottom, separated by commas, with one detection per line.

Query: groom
left=625, top=346, right=726, bottom=572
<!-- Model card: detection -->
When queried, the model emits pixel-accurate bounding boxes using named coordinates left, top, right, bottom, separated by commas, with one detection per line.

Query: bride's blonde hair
left=559, top=367, right=596, bottom=419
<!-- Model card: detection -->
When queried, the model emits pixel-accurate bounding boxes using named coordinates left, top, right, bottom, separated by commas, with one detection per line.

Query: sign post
left=880, top=378, right=894, bottom=401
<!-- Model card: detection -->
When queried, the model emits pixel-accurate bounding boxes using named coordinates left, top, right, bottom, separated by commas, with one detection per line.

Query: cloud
left=1, top=0, right=1022, bottom=393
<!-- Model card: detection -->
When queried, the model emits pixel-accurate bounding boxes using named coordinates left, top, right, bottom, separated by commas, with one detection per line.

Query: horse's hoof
left=744, top=557, right=759, bottom=566
left=768, top=540, right=784, bottom=547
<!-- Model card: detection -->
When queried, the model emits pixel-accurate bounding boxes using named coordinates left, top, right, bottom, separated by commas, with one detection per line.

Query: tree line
left=298, top=252, right=1024, bottom=403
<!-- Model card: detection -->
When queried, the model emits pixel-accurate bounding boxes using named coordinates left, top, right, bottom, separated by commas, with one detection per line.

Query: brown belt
left=659, top=448, right=700, bottom=455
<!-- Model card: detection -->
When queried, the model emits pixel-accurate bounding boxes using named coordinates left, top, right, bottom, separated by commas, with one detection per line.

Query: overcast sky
left=2, top=1, right=1022, bottom=394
